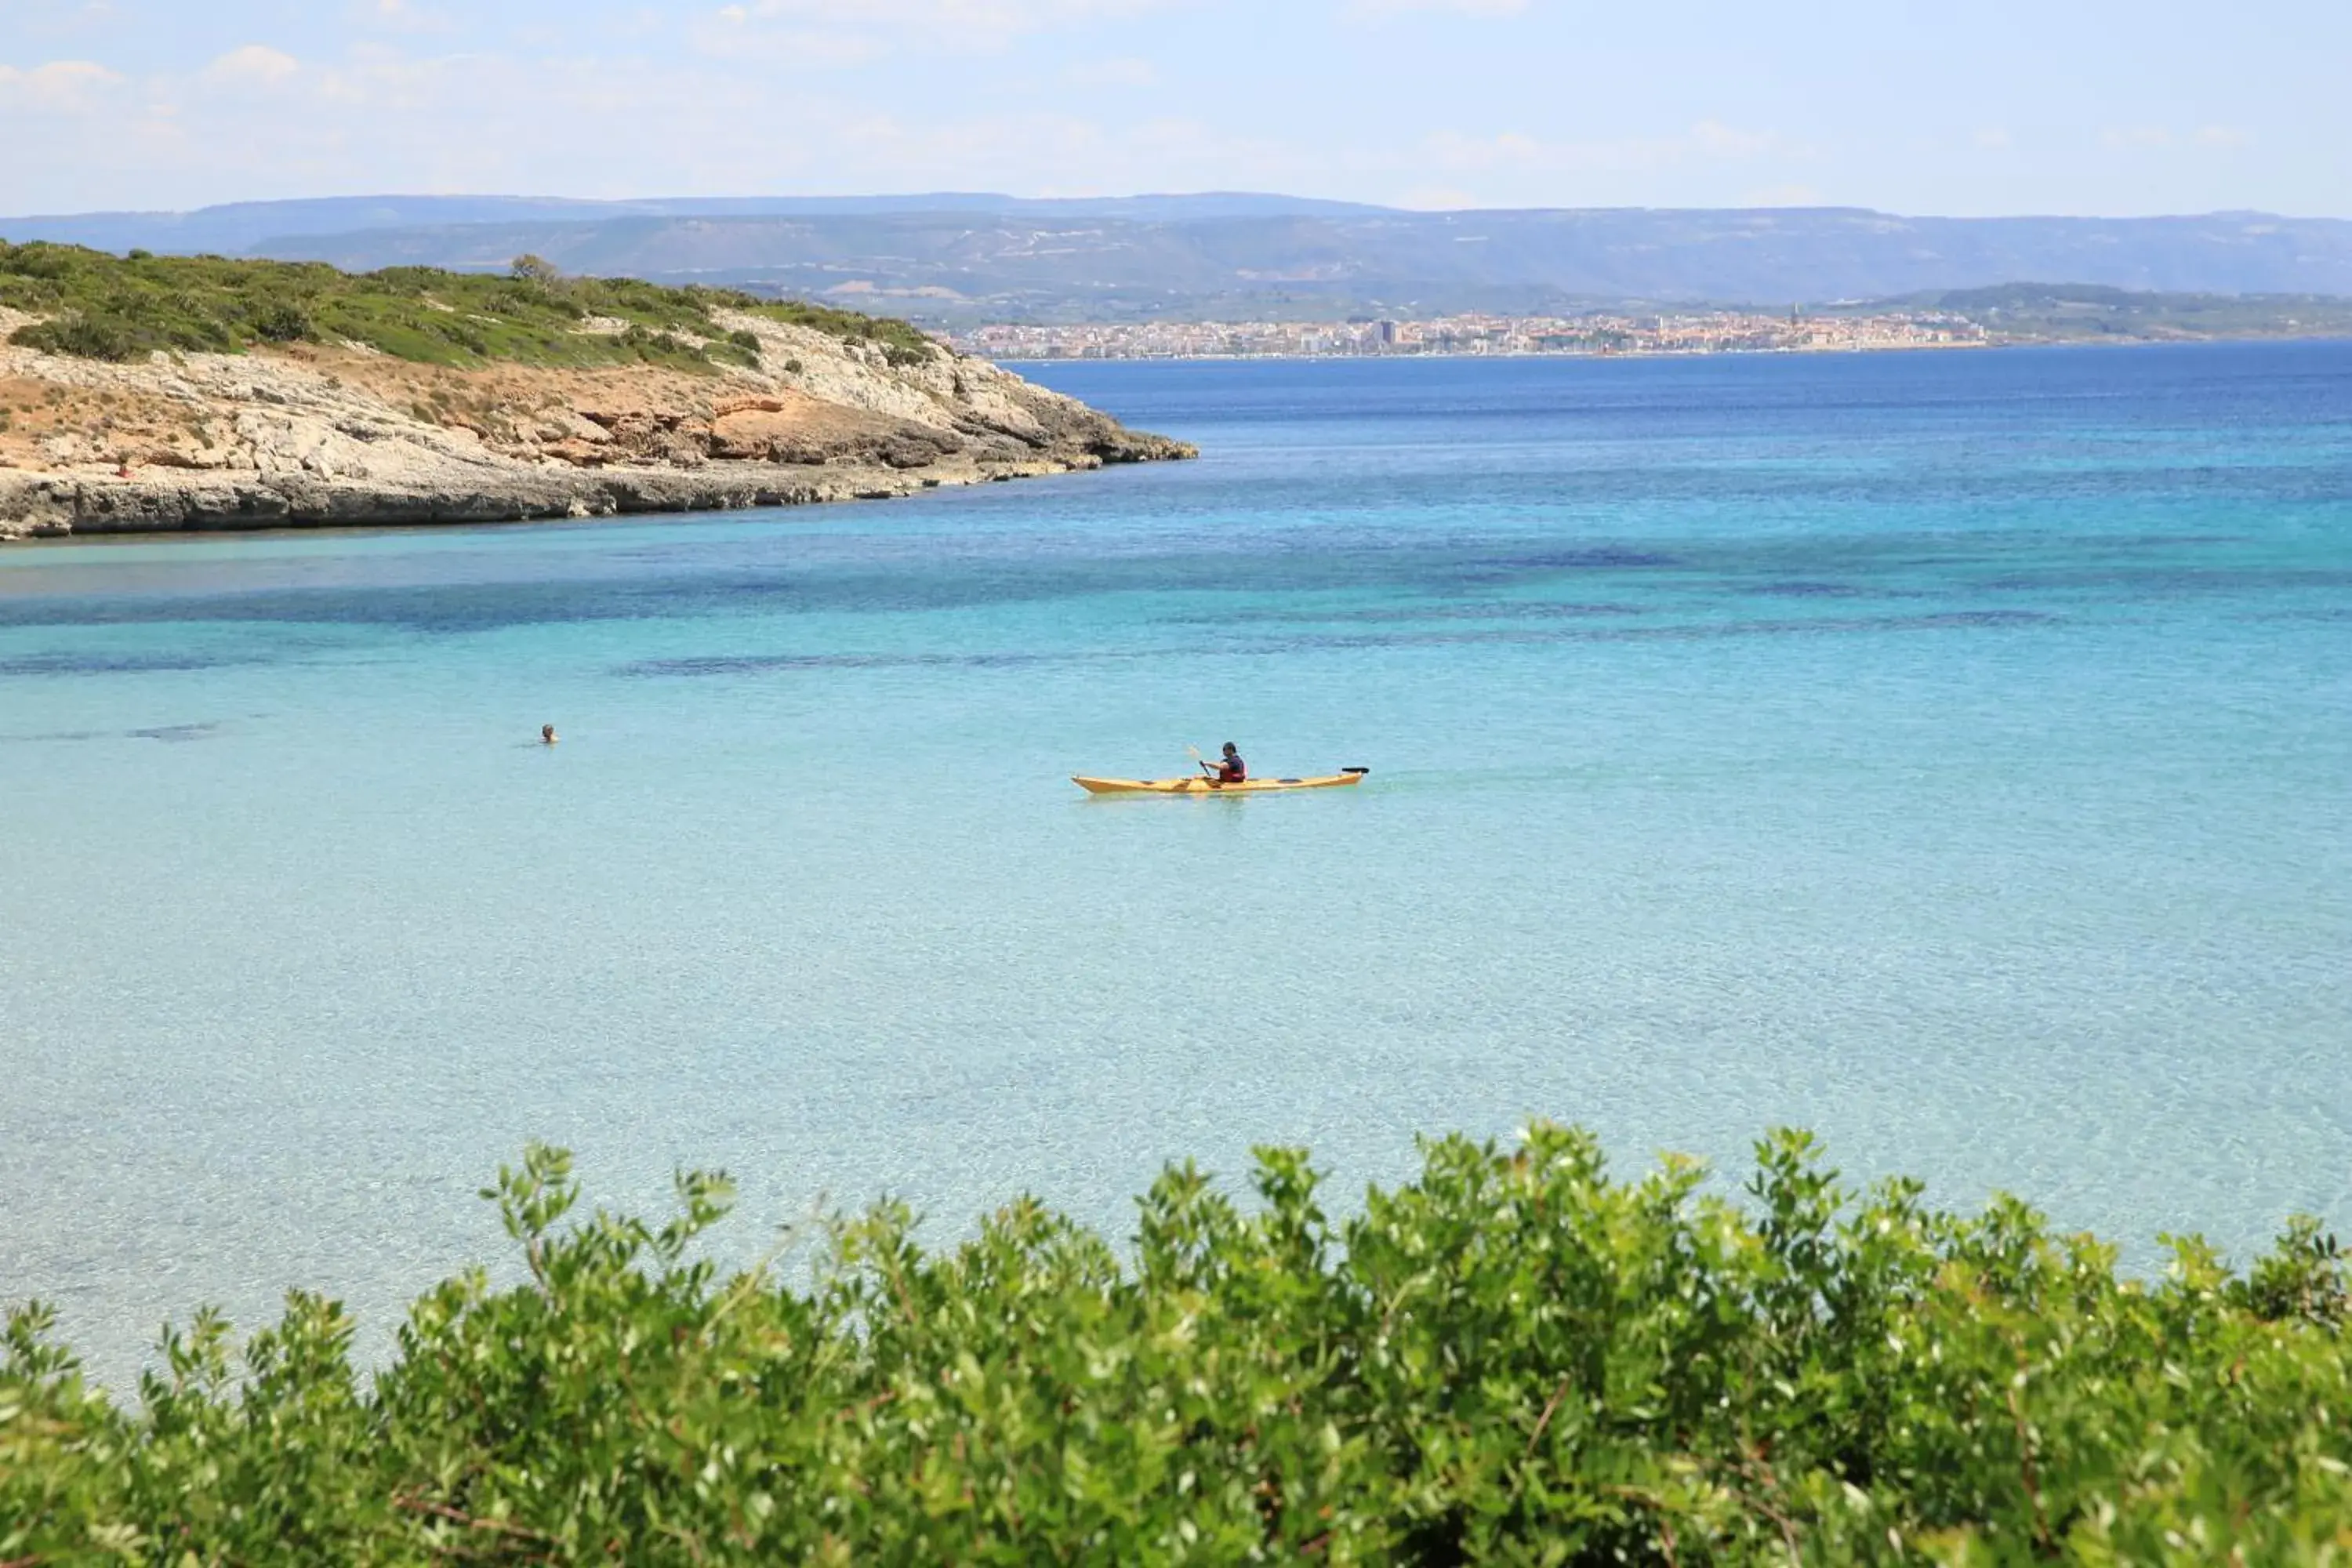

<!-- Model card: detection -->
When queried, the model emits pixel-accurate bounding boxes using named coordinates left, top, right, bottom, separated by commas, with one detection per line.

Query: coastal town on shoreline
left=947, top=307, right=1992, bottom=361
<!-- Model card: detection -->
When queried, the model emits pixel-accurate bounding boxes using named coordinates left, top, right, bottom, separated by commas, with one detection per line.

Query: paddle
left=1188, top=743, right=1214, bottom=779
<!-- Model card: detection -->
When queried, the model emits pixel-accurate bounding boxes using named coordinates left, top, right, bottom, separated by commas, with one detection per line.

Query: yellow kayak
left=1072, top=768, right=1369, bottom=796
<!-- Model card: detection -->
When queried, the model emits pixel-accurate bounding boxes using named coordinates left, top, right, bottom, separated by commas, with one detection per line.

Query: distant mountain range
left=0, top=193, right=1385, bottom=258
left=5, top=194, right=2350, bottom=325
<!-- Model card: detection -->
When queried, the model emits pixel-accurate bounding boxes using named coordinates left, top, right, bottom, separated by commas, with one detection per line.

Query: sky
left=1, top=0, right=2344, bottom=218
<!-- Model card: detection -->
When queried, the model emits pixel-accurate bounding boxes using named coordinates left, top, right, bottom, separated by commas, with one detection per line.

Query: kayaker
left=1201, top=742, right=1246, bottom=783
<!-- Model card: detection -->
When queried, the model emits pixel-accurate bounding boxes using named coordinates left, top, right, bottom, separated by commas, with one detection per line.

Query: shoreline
left=996, top=332, right=2352, bottom=367
left=0, top=448, right=1172, bottom=545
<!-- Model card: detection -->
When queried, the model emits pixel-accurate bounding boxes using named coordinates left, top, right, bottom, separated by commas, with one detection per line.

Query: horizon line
left=5, top=191, right=2347, bottom=227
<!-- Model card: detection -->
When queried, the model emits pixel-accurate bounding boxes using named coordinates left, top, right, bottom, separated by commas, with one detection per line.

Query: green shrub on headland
left=5, top=1127, right=2347, bottom=1563
left=0, top=241, right=937, bottom=372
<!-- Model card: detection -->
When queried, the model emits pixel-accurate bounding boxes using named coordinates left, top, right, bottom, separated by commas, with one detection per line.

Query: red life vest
left=1218, top=757, right=1247, bottom=782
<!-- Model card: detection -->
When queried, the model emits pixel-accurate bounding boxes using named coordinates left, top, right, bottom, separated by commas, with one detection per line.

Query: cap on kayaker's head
left=1222, top=742, right=1239, bottom=756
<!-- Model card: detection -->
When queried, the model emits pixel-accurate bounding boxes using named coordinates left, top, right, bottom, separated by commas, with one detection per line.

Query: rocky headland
left=0, top=297, right=1192, bottom=543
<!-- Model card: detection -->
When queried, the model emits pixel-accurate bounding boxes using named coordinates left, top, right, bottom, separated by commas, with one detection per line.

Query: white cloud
left=1428, top=119, right=1791, bottom=174
left=356, top=0, right=456, bottom=34
left=9, top=1, right=121, bottom=41
left=1742, top=183, right=1824, bottom=206
left=689, top=16, right=887, bottom=67
left=1686, top=119, right=1773, bottom=158
left=1972, top=127, right=2012, bottom=151
left=0, top=33, right=1328, bottom=211
left=843, top=0, right=1164, bottom=16
left=0, top=58, right=123, bottom=113
left=1427, top=129, right=1538, bottom=167
left=707, top=0, right=1178, bottom=50
left=204, top=45, right=301, bottom=86
left=1348, top=0, right=1528, bottom=14
left=2100, top=124, right=2252, bottom=154
left=1063, top=56, right=1157, bottom=86
left=309, top=45, right=461, bottom=111
left=798, top=107, right=1306, bottom=195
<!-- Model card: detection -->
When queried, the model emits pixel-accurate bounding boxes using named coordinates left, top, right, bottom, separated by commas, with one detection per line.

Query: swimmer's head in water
left=541, top=724, right=557, bottom=742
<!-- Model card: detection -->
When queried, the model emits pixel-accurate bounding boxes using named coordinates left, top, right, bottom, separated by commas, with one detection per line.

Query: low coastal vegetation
left=0, top=242, right=936, bottom=372
left=5, top=1127, right=2347, bottom=1563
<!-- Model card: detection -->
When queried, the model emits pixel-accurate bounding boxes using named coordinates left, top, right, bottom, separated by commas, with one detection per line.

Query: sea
left=4, top=343, right=2349, bottom=1392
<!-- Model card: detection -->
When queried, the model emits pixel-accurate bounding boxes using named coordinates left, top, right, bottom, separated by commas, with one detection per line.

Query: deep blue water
left=3, top=344, right=2349, bottom=1390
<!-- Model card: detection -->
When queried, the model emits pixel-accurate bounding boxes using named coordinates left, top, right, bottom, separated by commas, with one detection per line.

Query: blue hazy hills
left=4, top=193, right=2348, bottom=321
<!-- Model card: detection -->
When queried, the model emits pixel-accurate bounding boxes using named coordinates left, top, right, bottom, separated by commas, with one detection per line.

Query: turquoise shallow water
left=4, top=343, right=2350, bottom=1390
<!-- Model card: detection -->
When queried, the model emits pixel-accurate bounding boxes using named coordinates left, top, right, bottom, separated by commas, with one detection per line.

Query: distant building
left=947, top=305, right=1992, bottom=362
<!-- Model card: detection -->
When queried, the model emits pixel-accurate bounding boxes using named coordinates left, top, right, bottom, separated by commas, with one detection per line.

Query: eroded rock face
left=0, top=310, right=1193, bottom=540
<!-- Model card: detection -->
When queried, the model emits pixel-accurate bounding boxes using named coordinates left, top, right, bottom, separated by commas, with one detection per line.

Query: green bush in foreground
left=5, top=1127, right=2348, bottom=1564
left=0, top=241, right=937, bottom=371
